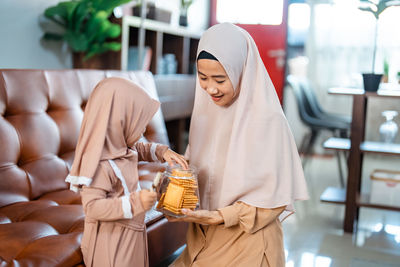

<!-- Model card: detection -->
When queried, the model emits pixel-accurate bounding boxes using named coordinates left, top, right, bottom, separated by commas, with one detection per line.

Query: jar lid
left=165, top=164, right=197, bottom=179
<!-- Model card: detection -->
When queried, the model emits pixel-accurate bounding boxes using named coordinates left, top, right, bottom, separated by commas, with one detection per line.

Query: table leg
left=344, top=94, right=367, bottom=233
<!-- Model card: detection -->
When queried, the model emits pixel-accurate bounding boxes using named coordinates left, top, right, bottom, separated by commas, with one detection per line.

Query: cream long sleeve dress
left=80, top=142, right=167, bottom=267
left=173, top=23, right=309, bottom=267
left=172, top=203, right=285, bottom=267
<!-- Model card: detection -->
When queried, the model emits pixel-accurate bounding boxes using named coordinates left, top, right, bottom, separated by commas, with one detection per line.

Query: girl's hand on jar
left=162, top=149, right=188, bottom=169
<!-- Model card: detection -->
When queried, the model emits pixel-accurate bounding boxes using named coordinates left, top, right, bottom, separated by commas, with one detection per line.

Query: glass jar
left=379, top=110, right=398, bottom=143
left=156, top=165, right=200, bottom=217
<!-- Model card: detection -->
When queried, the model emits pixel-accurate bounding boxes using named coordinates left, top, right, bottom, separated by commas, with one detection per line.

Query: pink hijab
left=187, top=23, right=308, bottom=215
left=66, top=77, right=160, bottom=191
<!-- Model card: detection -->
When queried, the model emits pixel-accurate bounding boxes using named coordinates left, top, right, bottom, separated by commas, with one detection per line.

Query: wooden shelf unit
left=321, top=87, right=400, bottom=232
left=121, top=16, right=202, bottom=74
left=320, top=187, right=400, bottom=212
left=358, top=193, right=400, bottom=212
left=323, top=137, right=400, bottom=156
left=120, top=16, right=203, bottom=154
left=320, top=187, right=346, bottom=204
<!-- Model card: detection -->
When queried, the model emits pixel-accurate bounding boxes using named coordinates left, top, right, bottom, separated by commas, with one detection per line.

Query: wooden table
left=321, top=87, right=400, bottom=233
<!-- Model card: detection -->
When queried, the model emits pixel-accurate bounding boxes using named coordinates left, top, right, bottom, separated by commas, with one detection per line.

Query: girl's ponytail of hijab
left=197, top=50, right=219, bottom=61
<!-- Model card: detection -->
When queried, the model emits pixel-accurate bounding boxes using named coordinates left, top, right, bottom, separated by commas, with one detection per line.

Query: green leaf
left=46, top=17, right=66, bottom=28
left=85, top=43, right=105, bottom=59
left=359, top=0, right=375, bottom=4
left=71, top=1, right=91, bottom=32
left=359, top=6, right=378, bottom=18
left=377, top=1, right=389, bottom=16
left=42, top=32, right=64, bottom=41
left=44, top=1, right=76, bottom=21
left=358, top=0, right=400, bottom=18
left=95, top=20, right=113, bottom=43
left=104, top=42, right=121, bottom=51
left=85, top=41, right=121, bottom=59
left=94, top=10, right=109, bottom=21
left=64, top=31, right=89, bottom=51
left=85, top=11, right=106, bottom=40
left=85, top=11, right=111, bottom=44
left=101, top=23, right=121, bottom=39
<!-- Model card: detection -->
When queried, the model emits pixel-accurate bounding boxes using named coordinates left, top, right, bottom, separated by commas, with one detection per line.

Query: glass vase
left=379, top=110, right=398, bottom=143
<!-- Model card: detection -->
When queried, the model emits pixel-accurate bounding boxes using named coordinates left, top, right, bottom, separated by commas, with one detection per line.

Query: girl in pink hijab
left=170, top=23, right=309, bottom=266
left=66, top=77, right=187, bottom=267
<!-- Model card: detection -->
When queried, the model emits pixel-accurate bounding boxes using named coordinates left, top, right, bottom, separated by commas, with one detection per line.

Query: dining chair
left=286, top=75, right=351, bottom=187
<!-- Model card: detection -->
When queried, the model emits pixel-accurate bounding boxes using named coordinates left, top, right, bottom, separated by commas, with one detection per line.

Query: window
left=288, top=3, right=310, bottom=46
left=216, top=0, right=284, bottom=25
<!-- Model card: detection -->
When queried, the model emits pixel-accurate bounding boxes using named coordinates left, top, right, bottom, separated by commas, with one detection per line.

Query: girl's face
left=197, top=59, right=235, bottom=107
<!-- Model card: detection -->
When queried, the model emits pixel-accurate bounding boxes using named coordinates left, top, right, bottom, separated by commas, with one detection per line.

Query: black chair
left=286, top=75, right=351, bottom=187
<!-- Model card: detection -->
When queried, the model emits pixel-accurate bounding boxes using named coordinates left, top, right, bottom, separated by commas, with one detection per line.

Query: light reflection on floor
left=286, top=250, right=333, bottom=267
left=283, top=155, right=400, bottom=267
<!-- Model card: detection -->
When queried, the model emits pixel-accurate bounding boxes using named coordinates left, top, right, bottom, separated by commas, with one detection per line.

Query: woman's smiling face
left=197, top=59, right=235, bottom=107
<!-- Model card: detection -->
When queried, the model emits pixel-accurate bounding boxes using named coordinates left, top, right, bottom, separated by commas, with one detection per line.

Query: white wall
left=187, top=0, right=209, bottom=32
left=0, top=0, right=209, bottom=70
left=0, top=0, right=72, bottom=69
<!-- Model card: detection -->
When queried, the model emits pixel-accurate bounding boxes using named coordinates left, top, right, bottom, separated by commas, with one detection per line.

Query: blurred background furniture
left=0, top=69, right=187, bottom=266
left=121, top=16, right=201, bottom=75
left=321, top=88, right=400, bottom=233
left=120, top=17, right=200, bottom=154
left=154, top=74, right=196, bottom=154
left=286, top=75, right=351, bottom=187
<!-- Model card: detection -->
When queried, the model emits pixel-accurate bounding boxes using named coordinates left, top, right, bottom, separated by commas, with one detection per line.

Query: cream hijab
left=66, top=77, right=160, bottom=191
left=188, top=23, right=308, bottom=215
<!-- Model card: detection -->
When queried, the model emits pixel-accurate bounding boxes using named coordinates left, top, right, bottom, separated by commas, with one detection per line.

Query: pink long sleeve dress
left=80, top=143, right=167, bottom=267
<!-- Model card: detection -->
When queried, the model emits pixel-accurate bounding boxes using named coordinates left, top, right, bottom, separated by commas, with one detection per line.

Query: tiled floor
left=284, top=154, right=400, bottom=267
left=158, top=154, right=400, bottom=267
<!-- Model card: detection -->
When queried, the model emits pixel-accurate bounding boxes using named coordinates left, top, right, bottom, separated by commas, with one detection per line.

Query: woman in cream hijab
left=170, top=23, right=308, bottom=266
left=66, top=77, right=187, bottom=267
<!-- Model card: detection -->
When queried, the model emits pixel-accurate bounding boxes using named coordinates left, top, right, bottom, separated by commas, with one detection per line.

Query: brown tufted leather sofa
left=0, top=69, right=187, bottom=267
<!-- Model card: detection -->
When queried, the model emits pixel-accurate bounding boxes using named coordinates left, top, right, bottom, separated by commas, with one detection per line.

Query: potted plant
left=358, top=0, right=400, bottom=91
left=42, top=0, right=131, bottom=69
